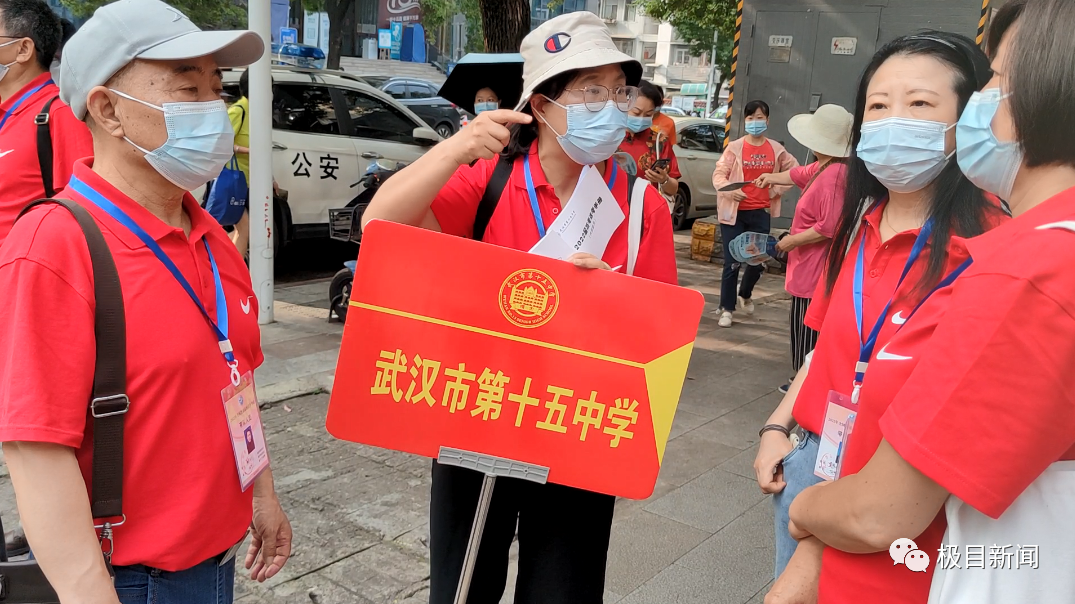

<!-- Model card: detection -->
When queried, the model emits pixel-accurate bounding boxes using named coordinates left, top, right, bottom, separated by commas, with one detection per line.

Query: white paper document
left=529, top=165, right=625, bottom=261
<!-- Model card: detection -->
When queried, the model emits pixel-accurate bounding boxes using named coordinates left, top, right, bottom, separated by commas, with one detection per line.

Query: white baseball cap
left=787, top=104, right=854, bottom=158
left=60, top=0, right=265, bottom=120
left=515, top=12, right=642, bottom=111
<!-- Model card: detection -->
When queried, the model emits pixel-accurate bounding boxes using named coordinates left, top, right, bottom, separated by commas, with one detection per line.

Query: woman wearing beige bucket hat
left=362, top=11, right=677, bottom=604
left=755, top=104, right=853, bottom=388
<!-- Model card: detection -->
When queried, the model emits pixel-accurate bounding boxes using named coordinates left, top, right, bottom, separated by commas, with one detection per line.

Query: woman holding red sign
left=363, top=11, right=676, bottom=604
left=753, top=30, right=1008, bottom=602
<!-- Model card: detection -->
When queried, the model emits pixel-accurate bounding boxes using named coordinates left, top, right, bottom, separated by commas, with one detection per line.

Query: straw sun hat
left=786, top=104, right=854, bottom=158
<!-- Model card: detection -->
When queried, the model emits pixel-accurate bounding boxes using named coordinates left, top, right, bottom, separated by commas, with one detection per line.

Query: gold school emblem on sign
left=500, top=269, right=559, bottom=329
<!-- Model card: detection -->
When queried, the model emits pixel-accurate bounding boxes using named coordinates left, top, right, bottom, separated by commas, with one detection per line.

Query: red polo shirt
left=882, top=186, right=1075, bottom=519
left=431, top=143, right=678, bottom=285
left=0, top=73, right=93, bottom=245
left=0, top=160, right=263, bottom=571
left=815, top=239, right=971, bottom=604
left=793, top=201, right=938, bottom=435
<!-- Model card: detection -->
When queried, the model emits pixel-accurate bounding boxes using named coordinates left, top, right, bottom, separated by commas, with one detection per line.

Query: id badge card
left=814, top=391, right=857, bottom=481
left=222, top=371, right=270, bottom=491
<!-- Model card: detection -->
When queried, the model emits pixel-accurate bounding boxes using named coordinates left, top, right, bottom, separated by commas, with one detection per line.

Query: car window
left=223, top=83, right=242, bottom=103
left=272, top=84, right=340, bottom=135
left=384, top=82, right=407, bottom=99
left=408, top=82, right=433, bottom=99
left=339, top=89, right=418, bottom=144
left=711, top=127, right=726, bottom=152
left=679, top=125, right=713, bottom=152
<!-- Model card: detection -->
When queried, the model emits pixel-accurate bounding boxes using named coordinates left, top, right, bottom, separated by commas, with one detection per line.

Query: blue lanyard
left=69, top=177, right=242, bottom=386
left=898, top=257, right=973, bottom=330
left=521, top=154, right=619, bottom=239
left=851, top=211, right=933, bottom=400
left=522, top=154, right=546, bottom=238
left=0, top=79, right=53, bottom=133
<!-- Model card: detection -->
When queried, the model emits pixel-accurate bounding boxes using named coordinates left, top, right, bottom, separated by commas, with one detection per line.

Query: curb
left=258, top=372, right=335, bottom=407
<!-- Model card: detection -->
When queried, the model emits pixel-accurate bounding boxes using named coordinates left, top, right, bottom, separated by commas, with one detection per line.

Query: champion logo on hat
left=545, top=32, right=571, bottom=53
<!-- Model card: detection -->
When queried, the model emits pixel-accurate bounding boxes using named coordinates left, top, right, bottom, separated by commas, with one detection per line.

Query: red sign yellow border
left=327, top=221, right=704, bottom=499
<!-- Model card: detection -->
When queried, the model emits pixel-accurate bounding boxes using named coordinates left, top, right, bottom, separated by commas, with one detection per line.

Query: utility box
left=731, top=0, right=1008, bottom=226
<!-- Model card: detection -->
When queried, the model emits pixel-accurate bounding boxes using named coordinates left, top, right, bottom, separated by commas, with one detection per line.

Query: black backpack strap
left=473, top=155, right=516, bottom=241
left=17, top=199, right=127, bottom=525
left=35, top=96, right=58, bottom=199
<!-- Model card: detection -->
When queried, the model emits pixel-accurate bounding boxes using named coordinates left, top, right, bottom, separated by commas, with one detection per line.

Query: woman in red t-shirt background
left=712, top=100, right=799, bottom=328
left=754, top=104, right=854, bottom=392
left=616, top=79, right=681, bottom=201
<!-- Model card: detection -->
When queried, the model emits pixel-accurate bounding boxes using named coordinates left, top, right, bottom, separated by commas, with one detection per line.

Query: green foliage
left=419, top=0, right=483, bottom=52
left=639, top=0, right=737, bottom=83
left=59, top=0, right=247, bottom=29
left=421, top=0, right=456, bottom=36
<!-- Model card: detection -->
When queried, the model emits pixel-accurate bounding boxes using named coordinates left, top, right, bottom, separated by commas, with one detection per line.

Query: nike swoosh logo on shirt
left=0, top=150, right=13, bottom=158
left=891, top=311, right=907, bottom=325
left=876, top=344, right=913, bottom=361
left=240, top=296, right=253, bottom=315
left=1037, top=221, right=1075, bottom=234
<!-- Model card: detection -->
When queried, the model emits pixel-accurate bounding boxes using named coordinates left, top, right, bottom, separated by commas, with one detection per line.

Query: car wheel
left=435, top=122, right=454, bottom=138
left=672, top=186, right=693, bottom=231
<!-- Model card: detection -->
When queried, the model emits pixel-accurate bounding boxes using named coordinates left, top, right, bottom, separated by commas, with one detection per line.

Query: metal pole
left=453, top=474, right=496, bottom=604
left=249, top=0, right=275, bottom=324
left=705, top=30, right=718, bottom=117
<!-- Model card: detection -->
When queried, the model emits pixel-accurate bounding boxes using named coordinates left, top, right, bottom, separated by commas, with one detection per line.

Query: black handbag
left=0, top=198, right=128, bottom=602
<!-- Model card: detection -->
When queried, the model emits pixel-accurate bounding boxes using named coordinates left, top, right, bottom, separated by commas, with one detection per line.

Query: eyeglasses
left=560, top=85, right=639, bottom=112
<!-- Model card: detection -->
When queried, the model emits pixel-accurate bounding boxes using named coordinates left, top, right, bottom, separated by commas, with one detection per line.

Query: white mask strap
left=110, top=89, right=164, bottom=112
left=536, top=95, right=566, bottom=138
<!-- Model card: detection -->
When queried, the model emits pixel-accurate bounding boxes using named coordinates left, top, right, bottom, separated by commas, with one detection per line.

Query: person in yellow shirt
left=227, top=69, right=252, bottom=258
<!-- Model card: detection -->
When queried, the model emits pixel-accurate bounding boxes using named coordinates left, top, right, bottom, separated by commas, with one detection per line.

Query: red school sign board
left=326, top=221, right=704, bottom=499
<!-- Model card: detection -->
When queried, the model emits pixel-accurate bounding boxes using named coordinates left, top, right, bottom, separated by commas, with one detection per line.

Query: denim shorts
left=114, top=554, right=235, bottom=604
left=770, top=430, right=824, bottom=579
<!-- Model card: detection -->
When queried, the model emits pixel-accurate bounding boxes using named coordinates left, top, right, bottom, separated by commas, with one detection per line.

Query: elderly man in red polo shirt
left=0, top=1, right=290, bottom=602
left=0, top=0, right=92, bottom=246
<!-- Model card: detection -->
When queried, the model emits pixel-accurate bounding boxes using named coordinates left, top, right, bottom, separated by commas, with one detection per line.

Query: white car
left=670, top=117, right=727, bottom=230
left=210, top=66, right=440, bottom=251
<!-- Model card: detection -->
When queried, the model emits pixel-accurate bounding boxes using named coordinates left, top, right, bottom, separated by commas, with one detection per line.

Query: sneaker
left=718, top=311, right=733, bottom=328
left=739, top=296, right=755, bottom=315
left=778, top=382, right=791, bottom=394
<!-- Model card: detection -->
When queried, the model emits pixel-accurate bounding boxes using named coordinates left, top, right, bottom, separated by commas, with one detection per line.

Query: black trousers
left=790, top=295, right=820, bottom=372
left=720, top=208, right=772, bottom=311
left=429, top=461, right=616, bottom=604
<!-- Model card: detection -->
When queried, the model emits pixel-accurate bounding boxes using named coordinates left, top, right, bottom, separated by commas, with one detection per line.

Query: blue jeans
left=114, top=554, right=235, bottom=604
left=771, top=430, right=824, bottom=579
left=720, top=209, right=771, bottom=311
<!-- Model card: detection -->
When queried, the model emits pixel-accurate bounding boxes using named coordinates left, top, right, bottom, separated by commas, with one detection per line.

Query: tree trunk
left=325, top=0, right=354, bottom=70
left=478, top=0, right=529, bottom=53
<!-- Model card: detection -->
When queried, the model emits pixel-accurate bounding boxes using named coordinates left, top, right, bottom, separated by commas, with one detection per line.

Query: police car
left=214, top=66, right=440, bottom=250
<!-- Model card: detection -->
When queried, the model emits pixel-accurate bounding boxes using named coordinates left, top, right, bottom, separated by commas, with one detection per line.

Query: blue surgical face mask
left=857, top=117, right=955, bottom=194
left=745, top=120, right=768, bottom=136
left=0, top=39, right=20, bottom=84
left=540, top=98, right=628, bottom=166
left=475, top=101, right=498, bottom=115
left=956, top=88, right=1023, bottom=200
left=111, top=89, right=235, bottom=191
left=627, top=115, right=653, bottom=134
